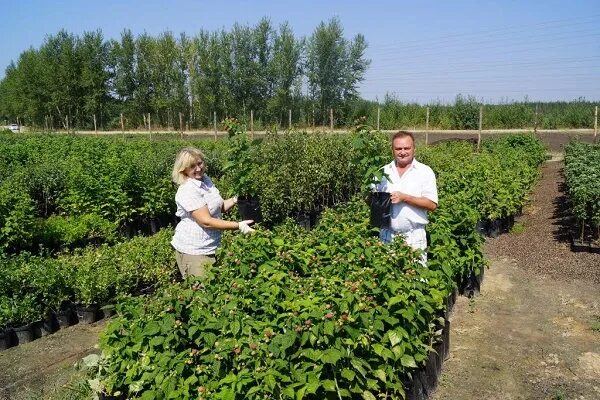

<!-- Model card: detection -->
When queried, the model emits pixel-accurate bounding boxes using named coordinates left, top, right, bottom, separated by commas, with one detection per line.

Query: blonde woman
left=171, top=147, right=254, bottom=278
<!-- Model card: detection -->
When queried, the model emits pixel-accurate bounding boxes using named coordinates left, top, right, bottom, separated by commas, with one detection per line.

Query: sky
left=1, top=0, right=599, bottom=104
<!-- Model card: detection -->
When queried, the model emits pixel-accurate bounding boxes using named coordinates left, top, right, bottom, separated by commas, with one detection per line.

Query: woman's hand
left=238, top=220, right=255, bottom=234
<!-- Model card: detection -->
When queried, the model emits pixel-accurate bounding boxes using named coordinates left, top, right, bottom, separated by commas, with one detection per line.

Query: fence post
left=213, top=111, right=217, bottom=141
left=330, top=108, right=333, bottom=132
left=312, top=104, right=315, bottom=132
left=425, top=107, right=430, bottom=145
left=594, top=105, right=598, bottom=143
left=477, top=106, right=483, bottom=151
left=377, top=107, right=380, bottom=131
left=250, top=110, right=254, bottom=139
left=120, top=113, right=124, bottom=137
left=534, top=104, right=539, bottom=135
left=148, top=113, right=152, bottom=139
left=93, top=114, right=97, bottom=135
left=289, top=109, right=292, bottom=131
left=179, top=112, right=184, bottom=139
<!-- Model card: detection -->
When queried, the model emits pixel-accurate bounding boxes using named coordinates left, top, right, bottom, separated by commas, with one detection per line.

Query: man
left=376, top=131, right=438, bottom=260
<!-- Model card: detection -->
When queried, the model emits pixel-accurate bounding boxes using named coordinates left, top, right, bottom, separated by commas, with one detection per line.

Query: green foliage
left=35, top=213, right=118, bottom=250
left=97, top=202, right=445, bottom=399
left=0, top=228, right=175, bottom=327
left=564, top=141, right=600, bottom=240
left=450, top=94, right=480, bottom=130
left=350, top=124, right=390, bottom=193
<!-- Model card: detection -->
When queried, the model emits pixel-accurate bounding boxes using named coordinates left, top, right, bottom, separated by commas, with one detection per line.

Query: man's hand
left=390, top=191, right=409, bottom=204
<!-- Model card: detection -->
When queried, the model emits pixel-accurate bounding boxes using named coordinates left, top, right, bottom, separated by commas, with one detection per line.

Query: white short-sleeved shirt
left=376, top=159, right=438, bottom=232
left=171, top=176, right=224, bottom=255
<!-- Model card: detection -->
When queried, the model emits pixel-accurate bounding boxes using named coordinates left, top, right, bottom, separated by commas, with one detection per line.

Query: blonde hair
left=172, top=147, right=205, bottom=185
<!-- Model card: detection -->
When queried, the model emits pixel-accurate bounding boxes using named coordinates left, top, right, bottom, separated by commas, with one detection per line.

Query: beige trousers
left=175, top=250, right=216, bottom=279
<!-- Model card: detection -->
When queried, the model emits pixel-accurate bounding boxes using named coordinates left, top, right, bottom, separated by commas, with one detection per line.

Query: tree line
left=0, top=17, right=369, bottom=130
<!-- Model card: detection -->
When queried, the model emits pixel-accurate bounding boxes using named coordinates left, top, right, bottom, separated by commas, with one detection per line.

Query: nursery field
left=0, top=129, right=597, bottom=399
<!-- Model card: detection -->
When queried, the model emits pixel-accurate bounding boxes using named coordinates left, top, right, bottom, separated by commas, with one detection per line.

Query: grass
left=591, top=316, right=600, bottom=333
left=510, top=222, right=525, bottom=234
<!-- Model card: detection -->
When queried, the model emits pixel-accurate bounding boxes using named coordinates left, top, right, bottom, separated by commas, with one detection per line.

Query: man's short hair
left=392, top=130, right=415, bottom=143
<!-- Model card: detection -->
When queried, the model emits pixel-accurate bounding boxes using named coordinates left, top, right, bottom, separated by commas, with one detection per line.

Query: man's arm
left=390, top=192, right=437, bottom=211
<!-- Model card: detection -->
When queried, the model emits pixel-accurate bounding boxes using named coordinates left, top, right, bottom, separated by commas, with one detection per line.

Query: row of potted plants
left=564, top=141, right=600, bottom=251
left=0, top=229, right=175, bottom=350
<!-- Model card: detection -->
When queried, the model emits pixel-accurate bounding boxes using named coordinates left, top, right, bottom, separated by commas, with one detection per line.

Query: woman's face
left=185, top=158, right=205, bottom=180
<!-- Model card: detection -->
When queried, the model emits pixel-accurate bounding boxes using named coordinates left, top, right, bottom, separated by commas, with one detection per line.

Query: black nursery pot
left=238, top=196, right=263, bottom=223
left=76, top=305, right=100, bottom=324
left=369, top=192, right=391, bottom=229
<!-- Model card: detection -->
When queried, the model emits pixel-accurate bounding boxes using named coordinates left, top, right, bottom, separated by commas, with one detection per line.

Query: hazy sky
left=1, top=0, right=598, bottom=104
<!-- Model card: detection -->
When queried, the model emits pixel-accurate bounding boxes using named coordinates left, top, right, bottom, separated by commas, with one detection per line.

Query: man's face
left=392, top=136, right=415, bottom=167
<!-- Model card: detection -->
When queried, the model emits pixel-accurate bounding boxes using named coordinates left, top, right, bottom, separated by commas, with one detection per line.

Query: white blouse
left=171, top=176, right=224, bottom=255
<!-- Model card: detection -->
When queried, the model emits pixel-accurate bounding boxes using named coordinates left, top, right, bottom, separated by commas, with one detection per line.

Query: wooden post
left=594, top=105, right=598, bottom=143
left=330, top=108, right=334, bottom=132
left=179, top=112, right=184, bottom=140
left=250, top=110, right=254, bottom=139
left=148, top=113, right=151, bottom=139
left=120, top=113, right=124, bottom=137
left=289, top=109, right=292, bottom=131
left=93, top=114, right=97, bottom=135
left=534, top=104, right=539, bottom=135
left=377, top=107, right=380, bottom=131
left=66, top=115, right=69, bottom=134
left=425, top=107, right=430, bottom=145
left=44, top=115, right=48, bottom=132
left=312, top=104, right=315, bottom=132
left=477, top=106, right=483, bottom=151
left=213, top=111, right=217, bottom=140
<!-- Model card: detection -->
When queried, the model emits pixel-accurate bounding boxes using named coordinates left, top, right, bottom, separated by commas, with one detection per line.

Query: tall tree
left=78, top=30, right=109, bottom=128
left=306, top=17, right=370, bottom=124
left=268, top=22, right=304, bottom=123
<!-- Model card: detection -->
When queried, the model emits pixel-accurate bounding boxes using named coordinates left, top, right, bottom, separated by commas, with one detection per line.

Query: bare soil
left=0, top=321, right=105, bottom=400
left=433, top=159, right=600, bottom=400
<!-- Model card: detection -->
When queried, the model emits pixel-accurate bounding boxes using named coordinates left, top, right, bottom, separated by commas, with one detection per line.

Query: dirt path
left=0, top=321, right=105, bottom=400
left=433, top=160, right=600, bottom=400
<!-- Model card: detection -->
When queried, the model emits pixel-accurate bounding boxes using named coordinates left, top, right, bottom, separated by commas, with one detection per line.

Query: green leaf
left=373, top=369, right=387, bottom=383
left=388, top=330, right=401, bottom=347
left=322, top=379, right=336, bottom=391
left=341, top=368, right=355, bottom=381
left=362, top=391, right=377, bottom=400
left=401, top=354, right=417, bottom=368
left=321, top=348, right=342, bottom=364
left=231, top=320, right=240, bottom=335
left=143, top=321, right=160, bottom=336
left=323, top=321, right=334, bottom=336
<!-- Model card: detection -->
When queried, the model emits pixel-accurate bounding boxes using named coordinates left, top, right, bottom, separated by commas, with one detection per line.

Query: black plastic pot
left=475, top=220, right=487, bottom=236
left=443, top=318, right=451, bottom=360
left=487, top=219, right=501, bottom=238
left=424, top=349, right=439, bottom=392
left=403, top=368, right=428, bottom=400
left=32, top=315, right=58, bottom=339
left=14, top=323, right=34, bottom=345
left=238, top=196, right=263, bottom=223
left=570, top=234, right=590, bottom=253
left=0, top=328, right=15, bottom=351
left=369, top=192, right=391, bottom=229
left=56, top=307, right=77, bottom=328
left=100, top=305, right=116, bottom=319
left=76, top=305, right=100, bottom=324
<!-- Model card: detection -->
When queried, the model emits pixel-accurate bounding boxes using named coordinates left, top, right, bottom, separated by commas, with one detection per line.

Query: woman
left=171, top=147, right=254, bottom=279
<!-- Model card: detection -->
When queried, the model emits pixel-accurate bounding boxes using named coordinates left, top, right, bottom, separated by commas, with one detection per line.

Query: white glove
left=238, top=220, right=255, bottom=234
